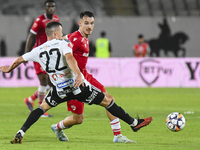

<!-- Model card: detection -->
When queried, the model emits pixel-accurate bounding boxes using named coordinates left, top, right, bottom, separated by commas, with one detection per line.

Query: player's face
left=139, top=38, right=144, bottom=44
left=79, top=16, right=94, bottom=38
left=45, top=2, right=56, bottom=15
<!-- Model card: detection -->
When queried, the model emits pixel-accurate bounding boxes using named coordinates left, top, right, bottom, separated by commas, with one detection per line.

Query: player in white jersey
left=0, top=21, right=152, bottom=144
left=23, top=38, right=83, bottom=99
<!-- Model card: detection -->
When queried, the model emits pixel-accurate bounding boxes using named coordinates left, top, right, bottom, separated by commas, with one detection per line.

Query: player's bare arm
left=0, top=56, right=25, bottom=73
left=23, top=33, right=36, bottom=66
left=64, top=53, right=84, bottom=88
left=25, top=33, right=36, bottom=53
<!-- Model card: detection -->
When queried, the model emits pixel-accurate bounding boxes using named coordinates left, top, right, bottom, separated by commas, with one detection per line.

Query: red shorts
left=33, top=62, right=46, bottom=75
left=67, top=71, right=106, bottom=114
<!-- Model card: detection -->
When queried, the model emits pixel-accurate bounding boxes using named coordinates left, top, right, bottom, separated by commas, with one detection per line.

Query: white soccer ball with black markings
left=166, top=112, right=185, bottom=132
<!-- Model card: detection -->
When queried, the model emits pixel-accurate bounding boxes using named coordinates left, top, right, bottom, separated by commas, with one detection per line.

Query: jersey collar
left=44, top=13, right=53, bottom=20
left=78, top=30, right=88, bottom=40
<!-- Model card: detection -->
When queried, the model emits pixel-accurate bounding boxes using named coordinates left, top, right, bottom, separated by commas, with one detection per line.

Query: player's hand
left=23, top=61, right=28, bottom=66
left=0, top=66, right=9, bottom=73
left=74, top=74, right=84, bottom=88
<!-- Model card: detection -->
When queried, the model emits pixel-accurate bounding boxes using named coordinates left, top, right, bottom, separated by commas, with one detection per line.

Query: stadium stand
left=0, top=0, right=200, bottom=17
left=0, top=0, right=105, bottom=17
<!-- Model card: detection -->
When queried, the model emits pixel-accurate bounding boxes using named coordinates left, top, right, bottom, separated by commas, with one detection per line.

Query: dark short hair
left=44, top=0, right=55, bottom=6
left=101, top=31, right=106, bottom=37
left=45, top=21, right=62, bottom=36
left=138, top=34, right=144, bottom=39
left=79, top=11, right=94, bottom=19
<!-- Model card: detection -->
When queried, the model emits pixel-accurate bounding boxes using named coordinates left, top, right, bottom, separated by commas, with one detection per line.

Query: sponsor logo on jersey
left=83, top=53, right=89, bottom=57
left=59, top=71, right=71, bottom=78
left=85, top=90, right=98, bottom=104
left=57, top=79, right=74, bottom=88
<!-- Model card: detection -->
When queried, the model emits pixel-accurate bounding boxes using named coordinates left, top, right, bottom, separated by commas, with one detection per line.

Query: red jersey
left=67, top=30, right=89, bottom=74
left=31, top=13, right=59, bottom=47
left=133, top=42, right=150, bottom=57
left=67, top=30, right=105, bottom=114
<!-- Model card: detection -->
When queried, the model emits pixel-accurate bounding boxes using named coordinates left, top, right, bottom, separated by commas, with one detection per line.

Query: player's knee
left=75, top=117, right=83, bottom=124
left=73, top=114, right=84, bottom=124
left=103, top=92, right=115, bottom=101
left=100, top=96, right=112, bottom=107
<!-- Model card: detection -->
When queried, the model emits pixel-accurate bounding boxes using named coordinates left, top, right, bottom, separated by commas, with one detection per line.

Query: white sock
left=18, top=130, right=25, bottom=137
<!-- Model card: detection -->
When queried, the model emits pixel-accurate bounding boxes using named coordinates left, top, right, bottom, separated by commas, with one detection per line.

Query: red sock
left=30, top=90, right=38, bottom=102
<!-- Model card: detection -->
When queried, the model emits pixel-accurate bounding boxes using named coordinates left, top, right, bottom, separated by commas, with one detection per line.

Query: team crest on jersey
left=73, top=38, right=77, bottom=41
left=52, top=74, right=58, bottom=81
left=44, top=45, right=48, bottom=50
left=71, top=105, right=76, bottom=111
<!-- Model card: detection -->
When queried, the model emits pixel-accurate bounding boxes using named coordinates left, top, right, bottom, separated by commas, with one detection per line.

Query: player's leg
left=24, top=90, right=38, bottom=111
left=11, top=100, right=52, bottom=144
left=51, top=100, right=84, bottom=141
left=24, top=62, right=46, bottom=112
left=77, top=82, right=152, bottom=133
left=51, top=112, right=83, bottom=141
left=89, top=76, right=135, bottom=143
left=104, top=91, right=135, bottom=143
left=24, top=75, right=52, bottom=112
left=98, top=94, right=152, bottom=133
left=37, top=73, right=52, bottom=117
left=11, top=87, right=66, bottom=144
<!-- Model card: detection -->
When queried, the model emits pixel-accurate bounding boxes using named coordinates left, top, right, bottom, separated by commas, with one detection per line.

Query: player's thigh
left=88, top=76, right=106, bottom=92
left=88, top=75, right=115, bottom=100
left=99, top=95, right=113, bottom=107
left=40, top=100, right=52, bottom=111
left=37, top=73, right=48, bottom=86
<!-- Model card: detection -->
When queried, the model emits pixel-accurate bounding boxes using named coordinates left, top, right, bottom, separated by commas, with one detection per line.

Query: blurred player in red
left=23, top=0, right=59, bottom=117
left=133, top=34, right=151, bottom=57
left=51, top=11, right=136, bottom=143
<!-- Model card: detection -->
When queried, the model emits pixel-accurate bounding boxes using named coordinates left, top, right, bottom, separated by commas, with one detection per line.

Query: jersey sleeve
left=22, top=49, right=38, bottom=62
left=61, top=40, right=73, bottom=55
left=30, top=17, right=40, bottom=35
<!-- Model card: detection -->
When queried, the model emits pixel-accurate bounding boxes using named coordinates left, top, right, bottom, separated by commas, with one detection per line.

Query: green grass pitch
left=0, top=87, right=199, bottom=150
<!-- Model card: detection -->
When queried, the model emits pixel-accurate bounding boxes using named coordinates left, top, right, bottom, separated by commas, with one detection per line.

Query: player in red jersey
left=23, top=0, right=59, bottom=117
left=133, top=34, right=151, bottom=57
left=51, top=11, right=152, bottom=143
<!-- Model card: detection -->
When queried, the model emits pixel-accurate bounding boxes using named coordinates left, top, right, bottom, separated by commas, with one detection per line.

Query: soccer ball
left=166, top=112, right=185, bottom=132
